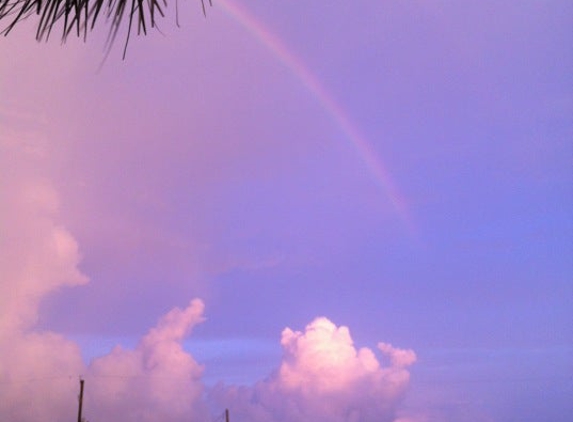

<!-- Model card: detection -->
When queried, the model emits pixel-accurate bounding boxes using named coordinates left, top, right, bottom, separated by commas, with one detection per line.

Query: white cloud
left=86, top=299, right=208, bottom=422
left=0, top=123, right=418, bottom=422
left=0, top=131, right=208, bottom=422
left=0, top=133, right=90, bottom=421
left=0, top=133, right=88, bottom=333
left=212, top=317, right=416, bottom=422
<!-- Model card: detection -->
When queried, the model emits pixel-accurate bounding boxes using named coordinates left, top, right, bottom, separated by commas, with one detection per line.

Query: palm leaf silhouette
left=0, top=0, right=211, bottom=56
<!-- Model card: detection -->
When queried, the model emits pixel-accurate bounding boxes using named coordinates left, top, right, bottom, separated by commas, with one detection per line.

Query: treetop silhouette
left=0, top=0, right=211, bottom=56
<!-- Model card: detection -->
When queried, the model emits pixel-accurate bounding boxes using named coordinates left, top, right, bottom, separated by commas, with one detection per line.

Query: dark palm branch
left=0, top=0, right=212, bottom=56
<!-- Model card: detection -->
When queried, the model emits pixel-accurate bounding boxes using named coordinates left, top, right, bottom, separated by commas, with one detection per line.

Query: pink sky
left=1, top=1, right=572, bottom=421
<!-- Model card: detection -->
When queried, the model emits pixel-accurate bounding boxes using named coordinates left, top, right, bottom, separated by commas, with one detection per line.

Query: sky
left=0, top=1, right=572, bottom=421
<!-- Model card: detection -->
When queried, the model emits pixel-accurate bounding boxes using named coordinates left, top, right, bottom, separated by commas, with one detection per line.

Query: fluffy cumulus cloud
left=0, top=130, right=207, bottom=422
left=0, top=125, right=416, bottom=422
left=86, top=299, right=208, bottom=422
left=0, top=181, right=88, bottom=333
left=212, top=317, right=416, bottom=422
left=0, top=131, right=89, bottom=421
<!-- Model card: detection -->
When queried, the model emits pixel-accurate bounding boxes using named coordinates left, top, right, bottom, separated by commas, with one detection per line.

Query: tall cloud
left=0, top=131, right=89, bottom=421
left=86, top=299, right=208, bottom=422
left=1, top=124, right=416, bottom=422
left=212, top=317, right=416, bottom=422
left=0, top=130, right=208, bottom=422
left=0, top=181, right=88, bottom=333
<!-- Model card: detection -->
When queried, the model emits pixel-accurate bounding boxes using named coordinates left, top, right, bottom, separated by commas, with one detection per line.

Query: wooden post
left=77, top=378, right=84, bottom=422
left=225, top=408, right=230, bottom=422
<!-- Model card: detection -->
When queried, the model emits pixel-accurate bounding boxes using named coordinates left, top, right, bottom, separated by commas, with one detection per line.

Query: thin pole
left=77, top=378, right=84, bottom=422
left=225, top=408, right=230, bottom=422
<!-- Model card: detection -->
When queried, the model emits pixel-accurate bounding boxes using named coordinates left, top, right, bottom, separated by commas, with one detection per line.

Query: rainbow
left=217, top=0, right=415, bottom=234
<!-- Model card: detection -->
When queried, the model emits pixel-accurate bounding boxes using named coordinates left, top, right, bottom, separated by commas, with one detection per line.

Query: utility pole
left=77, top=378, right=85, bottom=422
left=225, top=408, right=230, bottom=422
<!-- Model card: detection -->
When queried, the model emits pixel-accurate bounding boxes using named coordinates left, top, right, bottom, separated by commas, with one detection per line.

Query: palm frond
left=0, top=0, right=212, bottom=56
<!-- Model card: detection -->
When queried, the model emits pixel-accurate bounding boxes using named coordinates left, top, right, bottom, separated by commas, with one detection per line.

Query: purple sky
left=1, top=1, right=572, bottom=421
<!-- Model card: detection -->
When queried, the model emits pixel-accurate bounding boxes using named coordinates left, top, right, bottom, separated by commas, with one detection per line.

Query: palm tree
left=0, top=0, right=211, bottom=56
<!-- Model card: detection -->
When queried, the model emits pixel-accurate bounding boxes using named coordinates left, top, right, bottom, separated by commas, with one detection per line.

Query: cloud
left=212, top=317, right=416, bottom=422
left=0, top=132, right=89, bottom=421
left=0, top=121, right=89, bottom=333
left=0, top=131, right=208, bottom=422
left=86, top=299, right=208, bottom=422
left=378, top=342, right=417, bottom=368
left=0, top=158, right=416, bottom=421
left=0, top=181, right=88, bottom=333
left=0, top=296, right=208, bottom=422
left=0, top=122, right=417, bottom=422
